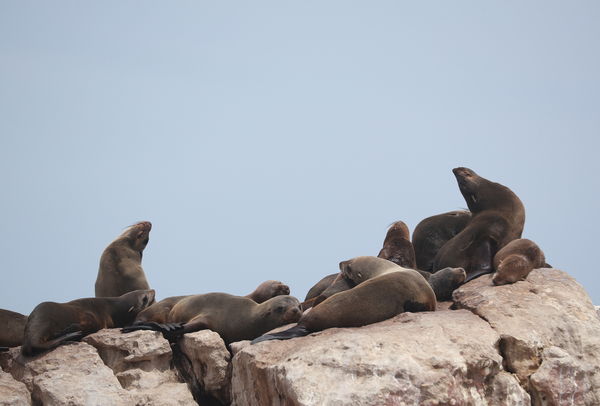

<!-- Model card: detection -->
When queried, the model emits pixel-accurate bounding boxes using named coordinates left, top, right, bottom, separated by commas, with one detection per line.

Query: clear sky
left=1, top=2, right=599, bottom=315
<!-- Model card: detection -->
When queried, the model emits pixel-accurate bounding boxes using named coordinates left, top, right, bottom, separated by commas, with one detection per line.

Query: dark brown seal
left=252, top=256, right=435, bottom=343
left=304, top=274, right=339, bottom=302
left=125, top=294, right=302, bottom=344
left=95, top=221, right=152, bottom=297
left=377, top=221, right=417, bottom=269
left=0, top=309, right=28, bottom=349
left=412, top=210, right=472, bottom=272
left=433, top=168, right=525, bottom=281
left=22, top=289, right=155, bottom=356
left=492, top=238, right=546, bottom=285
left=245, top=280, right=290, bottom=303
left=301, top=273, right=354, bottom=310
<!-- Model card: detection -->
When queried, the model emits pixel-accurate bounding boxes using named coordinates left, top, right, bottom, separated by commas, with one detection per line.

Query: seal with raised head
left=95, top=221, right=152, bottom=297
left=433, top=168, right=525, bottom=281
left=21, top=289, right=155, bottom=356
left=252, top=256, right=436, bottom=343
left=492, top=238, right=546, bottom=285
left=341, top=256, right=465, bottom=302
left=124, top=293, right=302, bottom=344
left=134, top=280, right=292, bottom=324
left=412, top=210, right=472, bottom=272
left=377, top=221, right=417, bottom=269
left=0, top=309, right=28, bottom=350
left=245, top=280, right=290, bottom=303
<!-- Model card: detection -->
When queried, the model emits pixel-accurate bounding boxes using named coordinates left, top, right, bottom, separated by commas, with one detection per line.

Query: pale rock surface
left=453, top=268, right=600, bottom=405
left=83, top=329, right=196, bottom=405
left=0, top=369, right=30, bottom=406
left=179, top=330, right=231, bottom=404
left=231, top=309, right=529, bottom=406
left=1, top=342, right=134, bottom=405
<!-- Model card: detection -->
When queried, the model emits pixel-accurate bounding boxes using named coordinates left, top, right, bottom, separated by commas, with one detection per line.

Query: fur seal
left=22, top=289, right=155, bottom=356
left=95, top=221, right=152, bottom=297
left=377, top=221, right=417, bottom=269
left=412, top=210, right=472, bottom=272
left=125, top=294, right=302, bottom=344
left=0, top=309, right=28, bottom=349
left=492, top=238, right=546, bottom=285
left=304, top=274, right=339, bottom=302
left=134, top=280, right=292, bottom=324
left=341, top=256, right=465, bottom=302
left=433, top=168, right=525, bottom=281
left=252, top=256, right=435, bottom=343
left=301, top=273, right=354, bottom=310
left=245, top=280, right=290, bottom=303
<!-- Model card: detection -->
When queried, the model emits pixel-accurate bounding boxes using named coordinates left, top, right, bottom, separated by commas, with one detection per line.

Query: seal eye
left=276, top=306, right=285, bottom=313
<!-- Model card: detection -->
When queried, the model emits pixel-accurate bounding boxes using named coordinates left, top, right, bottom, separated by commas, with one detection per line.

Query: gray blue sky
left=1, top=2, right=599, bottom=315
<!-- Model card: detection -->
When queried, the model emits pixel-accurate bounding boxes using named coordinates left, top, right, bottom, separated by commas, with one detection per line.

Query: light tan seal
left=125, top=294, right=302, bottom=344
left=433, top=168, right=525, bottom=281
left=341, top=256, right=466, bottom=302
left=95, top=221, right=152, bottom=297
left=252, top=256, right=435, bottom=343
left=134, top=280, right=291, bottom=324
left=22, top=289, right=155, bottom=356
left=492, top=238, right=546, bottom=285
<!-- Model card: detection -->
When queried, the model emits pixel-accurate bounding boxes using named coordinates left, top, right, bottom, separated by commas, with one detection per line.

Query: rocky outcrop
left=0, top=268, right=598, bottom=405
left=0, top=369, right=30, bottom=406
left=231, top=268, right=600, bottom=405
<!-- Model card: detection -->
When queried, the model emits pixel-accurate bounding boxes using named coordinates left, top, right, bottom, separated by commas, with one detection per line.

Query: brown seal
left=341, top=256, right=466, bottom=302
left=433, top=168, right=525, bottom=281
left=125, top=294, right=302, bottom=344
left=252, top=256, right=435, bottom=343
left=377, top=221, right=417, bottom=269
left=134, top=280, right=291, bottom=324
left=22, top=289, right=155, bottom=356
left=412, top=210, right=472, bottom=272
left=95, top=221, right=152, bottom=297
left=492, top=238, right=546, bottom=285
left=301, top=273, right=354, bottom=310
left=0, top=309, right=28, bottom=349
left=304, top=274, right=339, bottom=302
left=245, top=280, right=290, bottom=303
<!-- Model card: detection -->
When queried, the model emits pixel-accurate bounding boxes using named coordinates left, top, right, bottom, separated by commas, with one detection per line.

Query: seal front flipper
left=251, top=325, right=310, bottom=344
left=465, top=239, right=494, bottom=282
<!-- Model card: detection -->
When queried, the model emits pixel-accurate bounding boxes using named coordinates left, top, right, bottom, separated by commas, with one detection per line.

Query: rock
left=453, top=268, right=600, bottom=405
left=231, top=309, right=529, bottom=406
left=83, top=329, right=196, bottom=406
left=2, top=342, right=134, bottom=405
left=0, top=369, right=30, bottom=406
left=179, top=330, right=232, bottom=404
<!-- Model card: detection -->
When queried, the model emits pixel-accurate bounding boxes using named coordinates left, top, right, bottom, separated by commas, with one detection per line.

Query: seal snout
left=284, top=305, right=303, bottom=323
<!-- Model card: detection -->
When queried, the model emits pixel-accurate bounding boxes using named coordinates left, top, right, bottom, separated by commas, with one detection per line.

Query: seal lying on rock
left=492, top=238, right=546, bottom=285
left=95, top=221, right=153, bottom=297
left=124, top=294, right=302, bottom=344
left=433, top=168, right=525, bottom=281
left=301, top=273, right=354, bottom=310
left=252, top=256, right=436, bottom=344
left=0, top=309, right=28, bottom=350
left=134, top=280, right=292, bottom=324
left=341, top=257, right=466, bottom=302
left=22, top=289, right=155, bottom=356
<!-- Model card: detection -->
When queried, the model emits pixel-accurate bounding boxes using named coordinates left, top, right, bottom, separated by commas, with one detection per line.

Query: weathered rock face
left=453, top=268, right=600, bottom=406
left=0, top=268, right=598, bottom=405
left=231, top=268, right=600, bottom=406
left=179, top=330, right=232, bottom=404
left=0, top=369, right=30, bottom=406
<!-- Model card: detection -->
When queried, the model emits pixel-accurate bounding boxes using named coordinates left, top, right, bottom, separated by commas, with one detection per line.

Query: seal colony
left=2, top=167, right=550, bottom=355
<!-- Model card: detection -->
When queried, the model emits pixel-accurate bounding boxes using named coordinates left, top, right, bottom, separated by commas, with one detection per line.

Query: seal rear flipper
left=465, top=239, right=494, bottom=282
left=251, top=325, right=310, bottom=344
left=121, top=321, right=184, bottom=336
